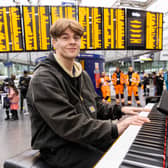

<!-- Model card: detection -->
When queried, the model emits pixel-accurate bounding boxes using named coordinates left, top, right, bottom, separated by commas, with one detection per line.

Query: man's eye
left=62, top=36, right=68, bottom=40
left=74, top=36, right=80, bottom=40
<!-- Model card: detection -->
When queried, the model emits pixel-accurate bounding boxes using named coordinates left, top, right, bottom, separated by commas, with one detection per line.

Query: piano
left=95, top=103, right=168, bottom=168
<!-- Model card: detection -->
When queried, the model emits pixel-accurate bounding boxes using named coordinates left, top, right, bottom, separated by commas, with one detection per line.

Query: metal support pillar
left=7, top=53, right=10, bottom=77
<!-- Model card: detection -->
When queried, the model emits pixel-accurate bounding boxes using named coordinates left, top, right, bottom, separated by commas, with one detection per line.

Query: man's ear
left=52, top=38, right=57, bottom=48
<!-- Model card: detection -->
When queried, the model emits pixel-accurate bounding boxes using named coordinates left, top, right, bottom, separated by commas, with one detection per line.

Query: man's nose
left=69, top=37, right=76, bottom=43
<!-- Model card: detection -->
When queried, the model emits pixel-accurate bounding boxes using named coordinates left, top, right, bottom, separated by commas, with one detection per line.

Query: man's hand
left=121, top=106, right=151, bottom=115
left=117, top=115, right=150, bottom=135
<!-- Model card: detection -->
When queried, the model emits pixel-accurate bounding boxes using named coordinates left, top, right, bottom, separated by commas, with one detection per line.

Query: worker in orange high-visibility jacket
left=112, top=67, right=125, bottom=106
left=125, top=66, right=141, bottom=107
left=99, top=72, right=111, bottom=102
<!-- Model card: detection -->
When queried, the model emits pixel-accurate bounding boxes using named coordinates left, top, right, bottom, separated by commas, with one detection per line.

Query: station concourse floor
left=0, top=87, right=150, bottom=168
left=0, top=108, right=31, bottom=168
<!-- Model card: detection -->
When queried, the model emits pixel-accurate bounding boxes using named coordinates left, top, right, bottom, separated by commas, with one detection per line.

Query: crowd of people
left=0, top=71, right=31, bottom=120
left=99, top=67, right=168, bottom=106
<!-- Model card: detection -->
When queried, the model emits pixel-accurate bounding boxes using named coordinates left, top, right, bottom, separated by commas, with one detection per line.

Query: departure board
left=146, top=12, right=163, bottom=50
left=127, top=9, right=146, bottom=50
left=103, top=8, right=125, bottom=49
left=79, top=7, right=102, bottom=50
left=51, top=6, right=76, bottom=24
left=23, top=6, right=51, bottom=51
left=0, top=6, right=23, bottom=52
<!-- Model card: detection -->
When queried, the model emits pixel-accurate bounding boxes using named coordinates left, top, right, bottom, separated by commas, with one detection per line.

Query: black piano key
left=120, top=162, right=143, bottom=168
left=139, top=129, right=165, bottom=135
left=135, top=134, right=164, bottom=142
left=141, top=125, right=165, bottom=130
left=120, top=159, right=163, bottom=168
left=123, top=153, right=163, bottom=167
left=140, top=124, right=165, bottom=130
left=135, top=137, right=164, bottom=146
left=133, top=141, right=164, bottom=149
left=139, top=132, right=164, bottom=138
left=128, top=149, right=164, bottom=159
left=131, top=144, right=164, bottom=154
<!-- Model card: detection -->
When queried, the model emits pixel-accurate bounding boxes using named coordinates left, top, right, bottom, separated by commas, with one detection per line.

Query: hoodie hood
left=54, top=53, right=82, bottom=78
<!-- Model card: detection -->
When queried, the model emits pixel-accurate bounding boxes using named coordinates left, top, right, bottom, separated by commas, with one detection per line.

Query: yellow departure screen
left=0, top=7, right=23, bottom=52
left=127, top=9, right=145, bottom=49
left=103, top=8, right=125, bottom=49
left=23, top=6, right=50, bottom=51
left=79, top=7, right=102, bottom=49
left=146, top=12, right=163, bottom=50
left=51, top=6, right=76, bottom=24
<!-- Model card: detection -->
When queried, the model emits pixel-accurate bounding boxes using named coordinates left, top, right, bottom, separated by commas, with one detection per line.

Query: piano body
left=95, top=103, right=168, bottom=168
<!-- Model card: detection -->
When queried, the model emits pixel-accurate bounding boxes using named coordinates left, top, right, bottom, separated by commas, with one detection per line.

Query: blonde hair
left=50, top=18, right=84, bottom=39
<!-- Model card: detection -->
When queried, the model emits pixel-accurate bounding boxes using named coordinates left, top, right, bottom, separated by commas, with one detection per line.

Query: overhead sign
left=61, top=2, right=75, bottom=6
left=0, top=6, right=23, bottom=52
left=79, top=7, right=102, bottom=50
left=22, top=6, right=51, bottom=51
left=51, top=6, right=76, bottom=24
left=146, top=11, right=163, bottom=50
left=103, top=8, right=125, bottom=49
left=127, top=9, right=146, bottom=50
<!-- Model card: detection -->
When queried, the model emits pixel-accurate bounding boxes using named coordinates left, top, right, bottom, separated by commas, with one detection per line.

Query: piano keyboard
left=95, top=103, right=168, bottom=168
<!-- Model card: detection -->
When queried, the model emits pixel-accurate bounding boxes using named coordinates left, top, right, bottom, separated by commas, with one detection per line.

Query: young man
left=27, top=19, right=150, bottom=168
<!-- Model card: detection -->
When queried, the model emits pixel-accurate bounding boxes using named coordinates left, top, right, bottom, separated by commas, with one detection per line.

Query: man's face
left=116, top=67, right=120, bottom=72
left=52, top=28, right=81, bottom=60
left=129, top=67, right=133, bottom=72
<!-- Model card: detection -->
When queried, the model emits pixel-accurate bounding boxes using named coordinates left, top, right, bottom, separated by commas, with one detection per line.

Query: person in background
left=156, top=69, right=164, bottom=96
left=152, top=72, right=157, bottom=96
left=3, top=74, right=16, bottom=87
left=99, top=71, right=111, bottom=102
left=125, top=66, right=141, bottom=107
left=164, top=70, right=168, bottom=91
left=8, top=84, right=19, bottom=120
left=27, top=19, right=150, bottom=168
left=2, top=81, right=10, bottom=120
left=139, top=71, right=144, bottom=88
left=18, top=71, right=31, bottom=113
left=143, top=73, right=150, bottom=96
left=112, top=67, right=125, bottom=105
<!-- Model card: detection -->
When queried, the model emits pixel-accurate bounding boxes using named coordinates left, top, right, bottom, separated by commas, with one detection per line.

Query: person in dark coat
left=156, top=70, right=164, bottom=96
left=18, top=71, right=31, bottom=113
left=143, top=73, right=150, bottom=96
left=27, top=19, right=150, bottom=168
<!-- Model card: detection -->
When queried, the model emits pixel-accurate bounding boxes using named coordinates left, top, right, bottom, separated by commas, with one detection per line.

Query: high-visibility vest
left=125, top=72, right=140, bottom=86
left=99, top=76, right=111, bottom=98
left=112, top=71, right=125, bottom=85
